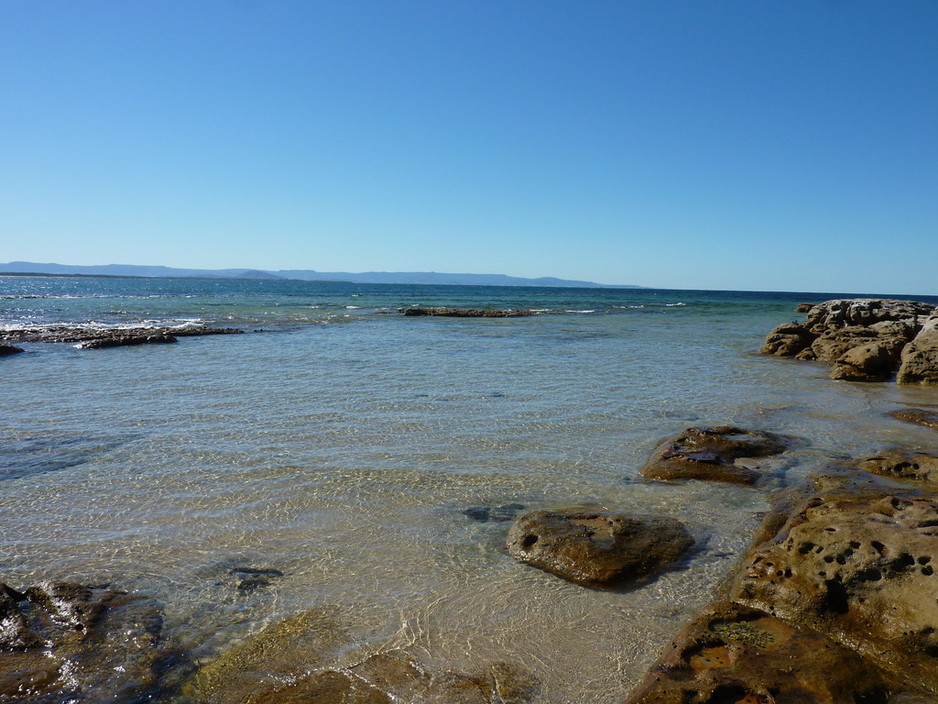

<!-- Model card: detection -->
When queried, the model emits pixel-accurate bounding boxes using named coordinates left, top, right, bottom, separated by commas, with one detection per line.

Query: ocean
left=2, top=275, right=938, bottom=703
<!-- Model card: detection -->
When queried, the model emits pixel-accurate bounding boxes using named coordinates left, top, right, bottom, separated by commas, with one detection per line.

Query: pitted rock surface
left=623, top=601, right=893, bottom=704
left=730, top=471, right=938, bottom=690
left=760, top=299, right=938, bottom=384
left=898, top=313, right=938, bottom=384
left=506, top=509, right=693, bottom=587
left=641, top=426, right=790, bottom=485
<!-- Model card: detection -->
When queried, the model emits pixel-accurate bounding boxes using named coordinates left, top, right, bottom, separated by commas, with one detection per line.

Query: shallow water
left=2, top=276, right=938, bottom=702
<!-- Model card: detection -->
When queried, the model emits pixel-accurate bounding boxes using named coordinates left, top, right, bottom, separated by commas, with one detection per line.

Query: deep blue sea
left=3, top=276, right=938, bottom=703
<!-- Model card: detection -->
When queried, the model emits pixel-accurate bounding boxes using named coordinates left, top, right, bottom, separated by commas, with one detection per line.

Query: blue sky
left=1, top=1, right=936, bottom=293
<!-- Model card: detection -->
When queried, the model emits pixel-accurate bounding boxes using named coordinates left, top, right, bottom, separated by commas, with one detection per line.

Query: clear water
left=2, top=276, right=938, bottom=702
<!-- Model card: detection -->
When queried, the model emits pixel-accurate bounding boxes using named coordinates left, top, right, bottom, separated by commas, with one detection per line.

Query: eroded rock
left=640, top=426, right=790, bottom=485
left=760, top=298, right=938, bottom=384
left=759, top=322, right=817, bottom=357
left=506, top=509, right=693, bottom=587
left=898, top=313, right=938, bottom=384
left=730, top=469, right=938, bottom=690
left=624, top=601, right=893, bottom=704
left=804, top=299, right=936, bottom=333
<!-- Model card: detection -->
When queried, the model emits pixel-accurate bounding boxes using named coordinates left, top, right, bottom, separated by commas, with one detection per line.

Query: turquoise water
left=2, top=276, right=938, bottom=702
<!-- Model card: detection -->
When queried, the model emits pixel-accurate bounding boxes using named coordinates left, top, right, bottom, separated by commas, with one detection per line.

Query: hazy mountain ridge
left=0, top=261, right=634, bottom=288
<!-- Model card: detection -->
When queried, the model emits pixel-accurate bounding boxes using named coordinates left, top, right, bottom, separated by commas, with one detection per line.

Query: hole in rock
left=822, top=579, right=850, bottom=615
left=521, top=534, right=538, bottom=549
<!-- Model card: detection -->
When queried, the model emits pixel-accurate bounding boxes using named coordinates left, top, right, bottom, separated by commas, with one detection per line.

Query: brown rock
left=898, top=314, right=938, bottom=384
left=0, top=581, right=168, bottom=703
left=853, top=452, right=938, bottom=486
left=810, top=326, right=880, bottom=364
left=829, top=341, right=899, bottom=381
left=796, top=302, right=816, bottom=313
left=804, top=299, right=936, bottom=334
left=641, top=427, right=790, bottom=485
left=506, top=509, right=693, bottom=587
left=890, top=408, right=938, bottom=432
left=730, top=470, right=938, bottom=691
left=623, top=601, right=893, bottom=704
left=759, top=322, right=817, bottom=357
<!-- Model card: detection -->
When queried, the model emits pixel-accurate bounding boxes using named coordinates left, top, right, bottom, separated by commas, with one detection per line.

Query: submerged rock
left=0, top=580, right=171, bottom=703
left=506, top=509, right=693, bottom=587
left=623, top=601, right=893, bottom=704
left=640, top=426, right=790, bottom=485
left=0, top=342, right=23, bottom=356
left=890, top=408, right=938, bottom=432
left=185, top=607, right=537, bottom=704
left=399, top=307, right=537, bottom=318
left=462, top=503, right=526, bottom=523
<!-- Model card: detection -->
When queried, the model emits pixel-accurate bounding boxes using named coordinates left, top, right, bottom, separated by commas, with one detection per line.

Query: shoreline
left=2, top=296, right=938, bottom=702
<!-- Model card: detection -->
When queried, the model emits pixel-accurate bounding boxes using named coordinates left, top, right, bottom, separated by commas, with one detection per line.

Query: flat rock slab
left=641, top=426, right=790, bottom=485
left=1, top=325, right=243, bottom=344
left=399, top=307, right=537, bottom=317
left=76, top=333, right=178, bottom=349
left=624, top=601, right=894, bottom=704
left=506, top=509, right=693, bottom=587
left=890, top=408, right=938, bottom=432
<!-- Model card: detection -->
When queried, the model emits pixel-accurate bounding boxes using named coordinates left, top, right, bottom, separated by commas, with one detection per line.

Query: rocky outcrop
left=0, top=324, right=243, bottom=344
left=185, top=607, right=537, bottom=704
left=0, top=342, right=23, bottom=356
left=399, top=307, right=537, bottom=317
left=623, top=601, right=893, bottom=704
left=890, top=408, right=938, bottom=432
left=761, top=299, right=938, bottom=382
left=506, top=509, right=693, bottom=588
left=640, top=426, right=790, bottom=485
left=898, top=313, right=938, bottom=384
left=0, top=580, right=171, bottom=703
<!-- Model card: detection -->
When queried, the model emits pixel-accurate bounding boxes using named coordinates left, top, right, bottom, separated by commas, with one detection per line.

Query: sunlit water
left=2, top=276, right=938, bottom=703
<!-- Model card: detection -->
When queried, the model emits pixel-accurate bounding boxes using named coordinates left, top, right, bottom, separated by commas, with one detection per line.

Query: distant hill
left=0, top=261, right=636, bottom=288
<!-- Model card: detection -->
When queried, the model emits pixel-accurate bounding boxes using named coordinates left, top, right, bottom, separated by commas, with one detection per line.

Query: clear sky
left=1, top=1, right=936, bottom=293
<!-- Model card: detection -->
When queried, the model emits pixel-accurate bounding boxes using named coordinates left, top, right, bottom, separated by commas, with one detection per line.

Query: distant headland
left=0, top=261, right=635, bottom=288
